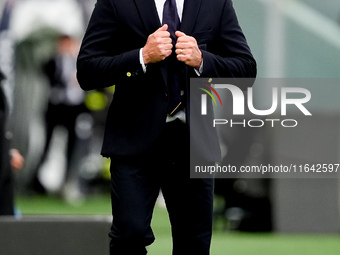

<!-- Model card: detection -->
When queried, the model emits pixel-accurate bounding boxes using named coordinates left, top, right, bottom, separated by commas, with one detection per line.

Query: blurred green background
left=16, top=194, right=340, bottom=255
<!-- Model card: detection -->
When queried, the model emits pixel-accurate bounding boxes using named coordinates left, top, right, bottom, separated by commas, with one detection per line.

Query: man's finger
left=175, top=31, right=186, bottom=37
left=155, top=25, right=171, bottom=38
left=175, top=42, right=187, bottom=49
left=158, top=31, right=171, bottom=38
left=156, top=24, right=168, bottom=32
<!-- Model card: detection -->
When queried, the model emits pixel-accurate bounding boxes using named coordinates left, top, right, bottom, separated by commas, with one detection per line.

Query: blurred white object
left=38, top=125, right=68, bottom=194
left=11, top=0, right=84, bottom=41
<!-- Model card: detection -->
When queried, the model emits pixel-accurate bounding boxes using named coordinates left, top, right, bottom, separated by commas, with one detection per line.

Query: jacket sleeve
left=76, top=0, right=142, bottom=91
left=201, top=0, right=257, bottom=80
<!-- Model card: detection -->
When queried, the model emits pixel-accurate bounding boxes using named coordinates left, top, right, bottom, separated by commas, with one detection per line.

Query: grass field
left=15, top=194, right=340, bottom=255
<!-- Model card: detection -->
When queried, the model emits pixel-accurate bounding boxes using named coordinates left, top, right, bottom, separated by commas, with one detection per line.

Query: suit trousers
left=109, top=119, right=214, bottom=255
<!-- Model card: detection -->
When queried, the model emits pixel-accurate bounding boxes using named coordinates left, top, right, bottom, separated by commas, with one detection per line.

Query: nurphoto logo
left=199, top=79, right=312, bottom=128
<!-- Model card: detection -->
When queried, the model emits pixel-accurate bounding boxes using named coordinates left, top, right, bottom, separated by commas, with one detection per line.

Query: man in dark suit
left=31, top=35, right=87, bottom=193
left=77, top=0, right=256, bottom=254
left=0, top=70, right=14, bottom=215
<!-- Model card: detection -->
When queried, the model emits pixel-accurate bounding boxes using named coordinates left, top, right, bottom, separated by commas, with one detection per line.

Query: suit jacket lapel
left=134, top=0, right=169, bottom=88
left=180, top=0, right=203, bottom=117
left=181, top=0, right=203, bottom=34
left=134, top=0, right=161, bottom=35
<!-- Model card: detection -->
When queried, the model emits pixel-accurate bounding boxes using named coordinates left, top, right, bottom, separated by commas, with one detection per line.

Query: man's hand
left=175, top=31, right=202, bottom=69
left=143, top=25, right=173, bottom=65
left=10, top=149, right=24, bottom=171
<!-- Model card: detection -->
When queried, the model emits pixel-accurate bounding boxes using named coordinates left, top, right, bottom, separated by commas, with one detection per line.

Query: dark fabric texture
left=0, top=71, right=14, bottom=216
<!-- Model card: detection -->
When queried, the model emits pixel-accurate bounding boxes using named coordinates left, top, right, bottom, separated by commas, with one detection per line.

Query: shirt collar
left=154, top=0, right=184, bottom=22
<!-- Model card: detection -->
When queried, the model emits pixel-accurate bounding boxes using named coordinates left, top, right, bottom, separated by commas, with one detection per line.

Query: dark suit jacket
left=0, top=70, right=14, bottom=215
left=77, top=0, right=256, bottom=161
left=0, top=70, right=9, bottom=178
